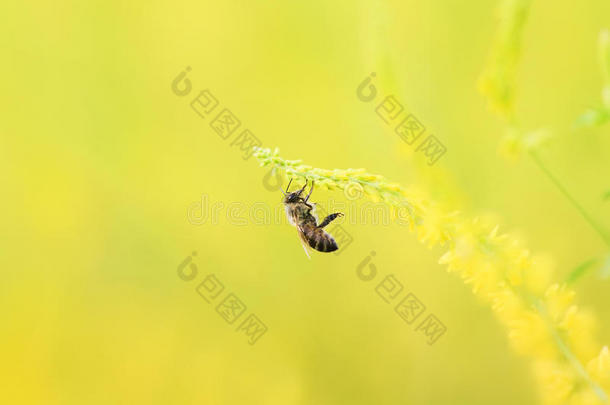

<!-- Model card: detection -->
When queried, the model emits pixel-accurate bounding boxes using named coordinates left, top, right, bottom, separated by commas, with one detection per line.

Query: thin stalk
left=529, top=150, right=610, bottom=248
left=509, top=281, right=609, bottom=403
left=534, top=300, right=609, bottom=403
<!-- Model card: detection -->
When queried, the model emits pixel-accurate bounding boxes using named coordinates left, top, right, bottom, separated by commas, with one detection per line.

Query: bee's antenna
left=284, top=178, right=293, bottom=195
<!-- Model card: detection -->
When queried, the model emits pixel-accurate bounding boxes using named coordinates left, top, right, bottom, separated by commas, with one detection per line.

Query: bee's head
left=282, top=178, right=306, bottom=204
left=283, top=191, right=303, bottom=204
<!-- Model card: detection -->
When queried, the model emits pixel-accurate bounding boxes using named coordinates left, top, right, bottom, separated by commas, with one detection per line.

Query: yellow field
left=2, top=0, right=610, bottom=404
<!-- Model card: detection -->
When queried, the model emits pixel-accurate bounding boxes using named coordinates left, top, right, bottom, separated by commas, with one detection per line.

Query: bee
left=282, top=178, right=344, bottom=258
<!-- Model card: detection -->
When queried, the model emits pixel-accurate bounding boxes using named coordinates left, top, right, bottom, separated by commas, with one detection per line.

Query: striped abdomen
left=302, top=224, right=338, bottom=252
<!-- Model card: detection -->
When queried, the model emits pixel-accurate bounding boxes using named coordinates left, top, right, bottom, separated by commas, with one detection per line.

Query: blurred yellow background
left=1, top=0, right=610, bottom=404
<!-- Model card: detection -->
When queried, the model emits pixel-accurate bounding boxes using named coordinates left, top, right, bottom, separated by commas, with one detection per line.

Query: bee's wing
left=295, top=225, right=312, bottom=259
left=290, top=210, right=312, bottom=260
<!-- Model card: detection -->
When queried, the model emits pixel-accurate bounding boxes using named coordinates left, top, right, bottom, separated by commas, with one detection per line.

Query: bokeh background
left=2, top=0, right=610, bottom=404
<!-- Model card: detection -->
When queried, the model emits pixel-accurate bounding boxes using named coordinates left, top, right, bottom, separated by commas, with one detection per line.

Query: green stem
left=534, top=300, right=609, bottom=403
left=529, top=150, right=610, bottom=248
left=508, top=280, right=608, bottom=402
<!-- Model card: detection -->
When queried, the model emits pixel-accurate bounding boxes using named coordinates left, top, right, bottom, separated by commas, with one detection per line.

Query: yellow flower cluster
left=478, top=0, right=554, bottom=160
left=478, top=0, right=532, bottom=122
left=477, top=0, right=556, bottom=161
left=253, top=146, right=428, bottom=231
left=253, top=146, right=610, bottom=404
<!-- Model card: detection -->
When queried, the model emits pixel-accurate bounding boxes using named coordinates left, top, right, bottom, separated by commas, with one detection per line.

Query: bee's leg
left=317, top=212, right=343, bottom=228
left=297, top=179, right=307, bottom=196
left=304, top=181, right=314, bottom=202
